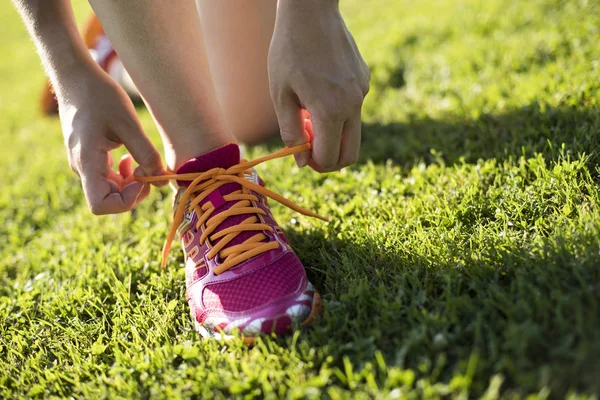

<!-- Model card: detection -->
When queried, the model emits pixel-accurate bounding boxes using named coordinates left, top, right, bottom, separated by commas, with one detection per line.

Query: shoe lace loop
left=136, top=144, right=326, bottom=274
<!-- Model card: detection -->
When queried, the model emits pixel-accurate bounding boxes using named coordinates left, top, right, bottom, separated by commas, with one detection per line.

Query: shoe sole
left=194, top=291, right=324, bottom=346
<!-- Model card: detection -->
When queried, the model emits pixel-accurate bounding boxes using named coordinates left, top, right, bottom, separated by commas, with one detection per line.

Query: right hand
left=58, top=65, right=166, bottom=215
left=268, top=0, right=370, bottom=172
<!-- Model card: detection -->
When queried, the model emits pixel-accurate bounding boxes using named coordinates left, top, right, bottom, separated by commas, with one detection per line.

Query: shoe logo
left=244, top=169, right=259, bottom=185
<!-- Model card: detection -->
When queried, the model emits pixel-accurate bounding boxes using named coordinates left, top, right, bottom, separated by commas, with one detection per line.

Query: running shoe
left=138, top=143, right=324, bottom=342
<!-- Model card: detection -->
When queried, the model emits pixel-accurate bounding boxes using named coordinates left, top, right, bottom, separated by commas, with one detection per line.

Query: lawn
left=1, top=0, right=599, bottom=398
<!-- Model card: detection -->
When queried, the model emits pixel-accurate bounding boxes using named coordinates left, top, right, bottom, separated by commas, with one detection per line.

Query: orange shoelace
left=135, top=143, right=327, bottom=274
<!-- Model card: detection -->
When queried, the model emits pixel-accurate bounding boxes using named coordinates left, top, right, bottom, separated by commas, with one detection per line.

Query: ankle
left=164, top=133, right=236, bottom=171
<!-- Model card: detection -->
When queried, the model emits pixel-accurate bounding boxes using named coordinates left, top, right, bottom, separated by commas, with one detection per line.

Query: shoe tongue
left=176, top=143, right=240, bottom=186
left=175, top=143, right=267, bottom=256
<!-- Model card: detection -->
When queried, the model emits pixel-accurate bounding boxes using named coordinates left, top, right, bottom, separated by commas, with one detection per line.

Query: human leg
left=87, top=0, right=235, bottom=170
left=87, top=0, right=323, bottom=341
left=49, top=3, right=280, bottom=145
left=197, top=0, right=279, bottom=144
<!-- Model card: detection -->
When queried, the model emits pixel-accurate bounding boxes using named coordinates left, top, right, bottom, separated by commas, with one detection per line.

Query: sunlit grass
left=1, top=0, right=599, bottom=398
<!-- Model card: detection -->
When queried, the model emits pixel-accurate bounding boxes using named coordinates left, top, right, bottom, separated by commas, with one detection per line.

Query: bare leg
left=87, top=0, right=235, bottom=170
left=197, top=0, right=279, bottom=144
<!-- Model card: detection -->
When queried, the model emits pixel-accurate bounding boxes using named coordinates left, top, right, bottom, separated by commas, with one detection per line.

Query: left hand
left=268, top=0, right=370, bottom=172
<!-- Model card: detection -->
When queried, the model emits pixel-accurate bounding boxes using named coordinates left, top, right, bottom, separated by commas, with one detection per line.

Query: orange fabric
left=82, top=14, right=104, bottom=49
left=135, top=144, right=327, bottom=273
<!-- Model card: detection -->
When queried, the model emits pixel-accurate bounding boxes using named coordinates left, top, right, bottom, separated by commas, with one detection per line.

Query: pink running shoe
left=139, top=143, right=325, bottom=342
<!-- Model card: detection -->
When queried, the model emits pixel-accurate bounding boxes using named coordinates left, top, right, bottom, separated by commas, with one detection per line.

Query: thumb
left=274, top=94, right=311, bottom=168
left=116, top=121, right=167, bottom=187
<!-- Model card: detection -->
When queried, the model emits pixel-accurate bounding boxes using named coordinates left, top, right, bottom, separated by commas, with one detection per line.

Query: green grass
left=1, top=0, right=600, bottom=398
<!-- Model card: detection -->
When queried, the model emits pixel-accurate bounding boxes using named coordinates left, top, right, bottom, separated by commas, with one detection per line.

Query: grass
left=1, top=0, right=599, bottom=398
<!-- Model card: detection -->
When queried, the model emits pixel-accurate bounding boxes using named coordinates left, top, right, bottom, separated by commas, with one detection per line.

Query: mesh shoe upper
left=146, top=143, right=323, bottom=338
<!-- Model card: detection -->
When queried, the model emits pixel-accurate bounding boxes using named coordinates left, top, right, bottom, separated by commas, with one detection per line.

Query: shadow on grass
left=359, top=103, right=600, bottom=168
left=239, top=101, right=600, bottom=396
left=255, top=103, right=600, bottom=171
left=132, top=95, right=599, bottom=396
left=284, top=228, right=600, bottom=397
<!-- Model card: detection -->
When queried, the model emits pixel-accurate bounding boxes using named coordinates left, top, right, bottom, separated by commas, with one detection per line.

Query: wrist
left=278, top=0, right=339, bottom=7
left=25, top=6, right=98, bottom=95
left=50, top=47, right=95, bottom=78
left=46, top=45, right=102, bottom=100
left=44, top=36, right=95, bottom=81
left=277, top=0, right=340, bottom=15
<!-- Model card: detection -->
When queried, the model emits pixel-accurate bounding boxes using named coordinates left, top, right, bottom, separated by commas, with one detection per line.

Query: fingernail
left=294, top=154, right=308, bottom=168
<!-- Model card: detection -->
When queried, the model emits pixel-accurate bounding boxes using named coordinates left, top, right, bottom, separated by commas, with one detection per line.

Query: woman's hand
left=268, top=0, right=370, bottom=172
left=59, top=64, right=166, bottom=215
left=12, top=0, right=165, bottom=214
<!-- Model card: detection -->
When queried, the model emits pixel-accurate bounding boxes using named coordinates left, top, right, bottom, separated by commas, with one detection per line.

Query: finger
left=273, top=93, right=311, bottom=168
left=337, top=113, right=362, bottom=168
left=85, top=179, right=146, bottom=215
left=310, top=113, right=344, bottom=172
left=107, top=169, right=125, bottom=189
left=79, top=148, right=145, bottom=215
left=131, top=181, right=151, bottom=207
left=304, top=118, right=315, bottom=142
left=119, top=154, right=133, bottom=178
left=124, top=164, right=151, bottom=207
left=307, top=159, right=331, bottom=173
left=119, top=154, right=135, bottom=186
left=114, top=120, right=167, bottom=186
left=108, top=151, right=114, bottom=168
left=132, top=165, right=168, bottom=187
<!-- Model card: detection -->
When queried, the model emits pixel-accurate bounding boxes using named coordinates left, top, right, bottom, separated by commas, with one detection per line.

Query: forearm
left=275, top=0, right=345, bottom=39
left=12, top=0, right=95, bottom=96
left=277, top=0, right=339, bottom=10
